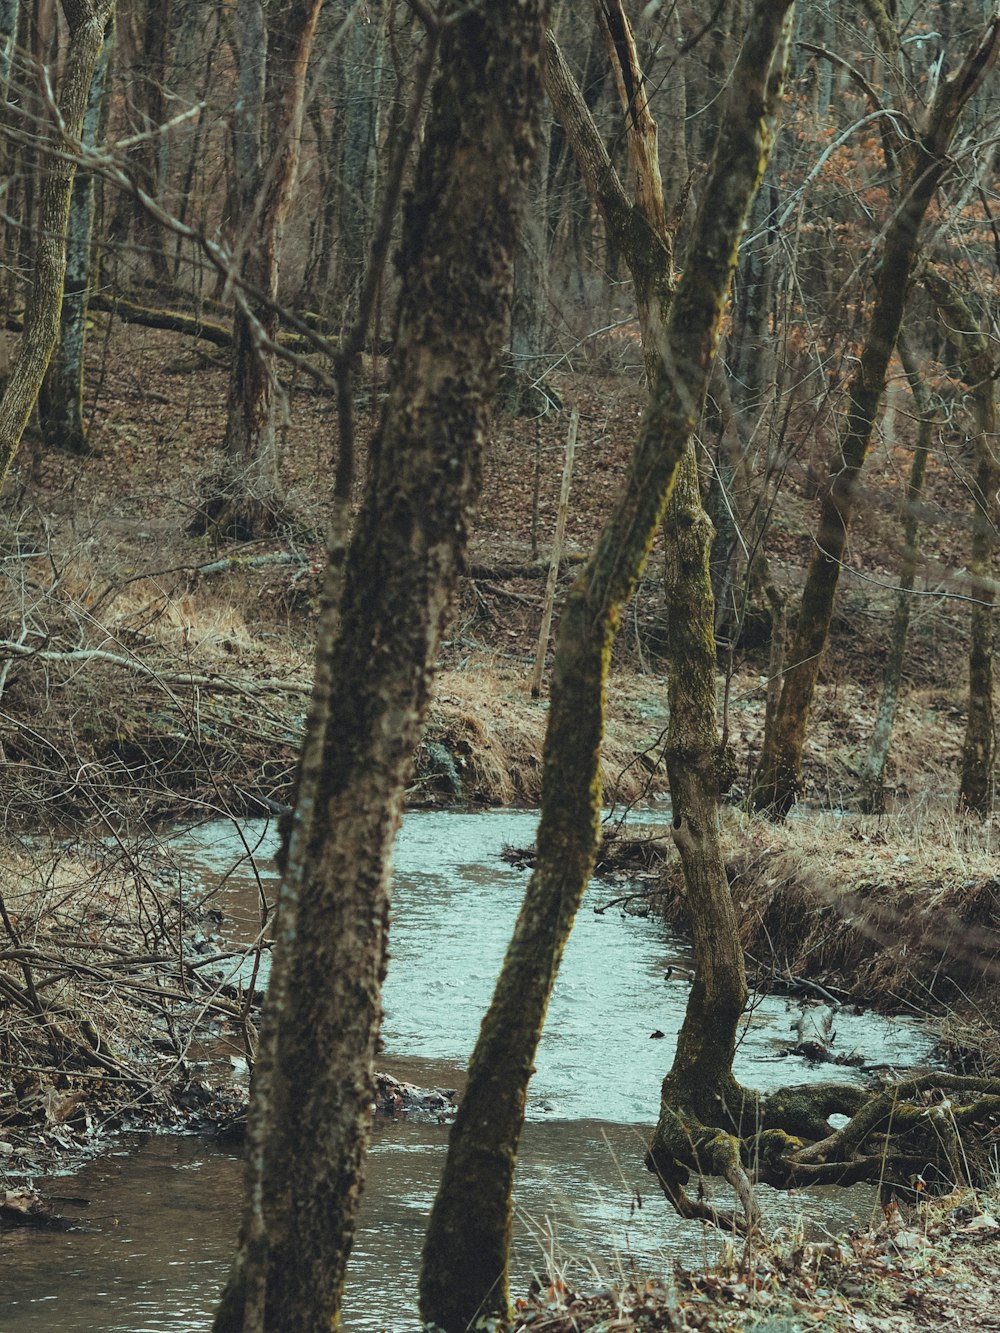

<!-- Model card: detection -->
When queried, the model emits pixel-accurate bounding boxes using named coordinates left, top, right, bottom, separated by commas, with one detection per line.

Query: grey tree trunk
left=210, top=5, right=548, bottom=1330
left=0, top=0, right=115, bottom=486
left=923, top=268, right=1000, bottom=814
left=857, top=335, right=934, bottom=813
left=335, top=1, right=382, bottom=327
left=500, top=116, right=553, bottom=416
left=38, top=11, right=112, bottom=453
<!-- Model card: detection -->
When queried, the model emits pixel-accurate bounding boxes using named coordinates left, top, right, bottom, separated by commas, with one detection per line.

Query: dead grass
left=513, top=1184, right=1000, bottom=1333
left=655, top=805, right=1000, bottom=1046
left=426, top=658, right=670, bottom=807
left=0, top=835, right=255, bottom=1167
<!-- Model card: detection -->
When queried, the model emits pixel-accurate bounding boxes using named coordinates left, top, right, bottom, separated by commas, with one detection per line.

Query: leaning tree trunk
left=749, top=11, right=1000, bottom=818
left=210, top=6, right=547, bottom=1331
left=38, top=11, right=113, bottom=454
left=419, top=7, right=794, bottom=1328
left=923, top=267, right=1000, bottom=814
left=0, top=0, right=114, bottom=485
left=857, top=334, right=934, bottom=813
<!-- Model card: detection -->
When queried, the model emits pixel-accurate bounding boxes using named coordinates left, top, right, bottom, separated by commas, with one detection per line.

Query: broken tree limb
left=87, top=292, right=320, bottom=353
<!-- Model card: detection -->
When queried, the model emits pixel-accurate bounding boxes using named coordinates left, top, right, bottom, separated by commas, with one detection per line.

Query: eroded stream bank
left=1, top=810, right=941, bottom=1329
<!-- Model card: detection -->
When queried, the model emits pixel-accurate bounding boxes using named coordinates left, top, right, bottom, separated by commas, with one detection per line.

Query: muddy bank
left=0, top=626, right=670, bottom=829
left=646, top=808, right=1000, bottom=1066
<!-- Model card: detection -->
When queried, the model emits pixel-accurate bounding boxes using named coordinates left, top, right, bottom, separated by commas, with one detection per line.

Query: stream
left=0, top=810, right=939, bottom=1330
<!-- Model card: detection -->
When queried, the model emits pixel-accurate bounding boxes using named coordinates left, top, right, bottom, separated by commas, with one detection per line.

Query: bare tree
left=419, top=5, right=795, bottom=1326
left=193, top=0, right=325, bottom=541
left=750, top=4, right=1000, bottom=818
left=210, top=2, right=549, bottom=1328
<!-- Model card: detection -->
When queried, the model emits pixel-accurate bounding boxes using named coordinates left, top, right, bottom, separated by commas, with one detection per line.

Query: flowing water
left=0, top=810, right=939, bottom=1330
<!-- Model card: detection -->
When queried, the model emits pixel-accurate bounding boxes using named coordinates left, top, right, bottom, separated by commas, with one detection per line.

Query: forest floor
left=1, top=317, right=999, bottom=1314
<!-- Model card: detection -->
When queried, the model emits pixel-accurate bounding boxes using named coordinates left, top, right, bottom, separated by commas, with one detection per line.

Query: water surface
left=0, top=810, right=938, bottom=1329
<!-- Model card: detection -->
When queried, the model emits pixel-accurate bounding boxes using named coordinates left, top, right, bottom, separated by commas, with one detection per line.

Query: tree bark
left=857, top=334, right=934, bottom=813
left=645, top=442, right=756, bottom=1228
left=38, top=9, right=112, bottom=453
left=749, top=11, right=1000, bottom=818
left=195, top=0, right=324, bottom=541
left=923, top=268, right=999, bottom=814
left=419, top=6, right=793, bottom=1326
left=0, top=0, right=114, bottom=486
left=211, top=5, right=547, bottom=1330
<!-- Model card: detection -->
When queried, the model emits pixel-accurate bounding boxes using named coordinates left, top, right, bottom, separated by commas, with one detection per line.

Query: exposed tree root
left=648, top=1073, right=1000, bottom=1233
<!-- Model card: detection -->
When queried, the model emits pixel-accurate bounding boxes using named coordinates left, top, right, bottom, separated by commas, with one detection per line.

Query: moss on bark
left=212, top=7, right=549, bottom=1330
left=421, top=6, right=795, bottom=1325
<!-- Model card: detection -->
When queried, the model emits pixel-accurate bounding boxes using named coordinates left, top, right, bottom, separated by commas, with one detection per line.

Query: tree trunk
left=500, top=114, right=553, bottom=416
left=923, top=267, right=1000, bottom=814
left=38, top=10, right=112, bottom=453
left=0, top=0, right=22, bottom=320
left=645, top=442, right=756, bottom=1226
left=335, top=0, right=382, bottom=327
left=749, top=12, right=1000, bottom=818
left=0, top=0, right=114, bottom=486
left=195, top=0, right=323, bottom=541
left=211, top=5, right=547, bottom=1330
left=857, top=335, right=934, bottom=813
left=419, top=7, right=793, bottom=1327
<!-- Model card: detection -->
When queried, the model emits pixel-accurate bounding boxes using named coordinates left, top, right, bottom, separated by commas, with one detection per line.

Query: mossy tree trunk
left=0, top=0, right=114, bottom=485
left=210, top=6, right=547, bottom=1330
left=749, top=10, right=1000, bottom=819
left=419, top=7, right=793, bottom=1327
left=194, top=0, right=323, bottom=542
left=857, top=335, right=934, bottom=814
left=646, top=443, right=758, bottom=1228
left=923, top=267, right=999, bottom=815
left=38, top=10, right=113, bottom=454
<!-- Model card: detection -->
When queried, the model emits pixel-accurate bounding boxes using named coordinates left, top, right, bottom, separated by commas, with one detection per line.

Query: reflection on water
left=0, top=810, right=938, bottom=1330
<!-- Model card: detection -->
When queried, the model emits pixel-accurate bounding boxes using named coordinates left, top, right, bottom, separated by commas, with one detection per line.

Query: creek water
left=1, top=810, right=939, bottom=1330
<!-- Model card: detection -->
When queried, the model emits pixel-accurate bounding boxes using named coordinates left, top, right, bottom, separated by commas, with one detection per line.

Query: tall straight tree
left=0, top=0, right=115, bottom=485
left=750, top=3, right=1000, bottom=818
left=857, top=335, right=935, bottom=814
left=924, top=268, right=1000, bottom=814
left=210, top=2, right=548, bottom=1329
left=195, top=0, right=324, bottom=540
left=38, top=8, right=113, bottom=453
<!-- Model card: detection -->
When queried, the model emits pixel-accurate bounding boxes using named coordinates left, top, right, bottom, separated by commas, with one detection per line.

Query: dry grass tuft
left=426, top=659, right=669, bottom=806
left=655, top=806, right=1000, bottom=1037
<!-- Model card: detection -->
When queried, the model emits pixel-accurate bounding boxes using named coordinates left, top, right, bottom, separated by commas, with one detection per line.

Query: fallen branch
left=88, top=292, right=320, bottom=353
left=0, top=640, right=311, bottom=698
